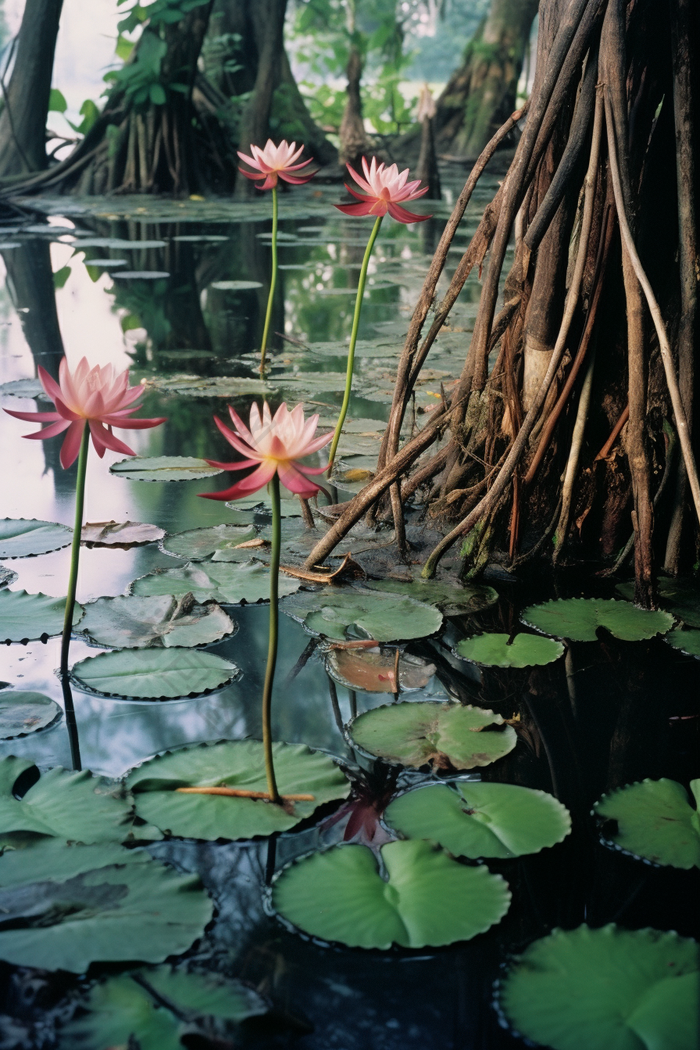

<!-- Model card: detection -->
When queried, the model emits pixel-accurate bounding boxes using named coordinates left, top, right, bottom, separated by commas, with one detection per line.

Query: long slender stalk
left=261, top=473, right=281, bottom=803
left=327, top=214, right=383, bottom=472
left=259, top=184, right=278, bottom=375
left=60, top=425, right=90, bottom=771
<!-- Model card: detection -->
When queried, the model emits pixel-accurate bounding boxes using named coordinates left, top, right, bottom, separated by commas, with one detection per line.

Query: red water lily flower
left=335, top=156, right=431, bottom=223
left=4, top=358, right=166, bottom=469
left=237, top=139, right=317, bottom=191
left=201, top=401, right=332, bottom=501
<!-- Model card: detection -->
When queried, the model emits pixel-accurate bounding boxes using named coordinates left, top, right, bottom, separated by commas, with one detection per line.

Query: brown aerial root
left=176, top=787, right=315, bottom=801
left=280, top=552, right=364, bottom=584
left=594, top=404, right=629, bottom=461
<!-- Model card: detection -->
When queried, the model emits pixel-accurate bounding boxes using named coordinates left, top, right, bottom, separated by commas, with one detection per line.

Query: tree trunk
left=339, top=43, right=369, bottom=168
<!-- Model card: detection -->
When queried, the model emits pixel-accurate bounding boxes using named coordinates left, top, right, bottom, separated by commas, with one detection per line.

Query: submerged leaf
left=365, top=577, right=498, bottom=615
left=281, top=587, right=442, bottom=641
left=110, top=456, right=223, bottom=482
left=71, top=648, right=240, bottom=699
left=0, top=691, right=61, bottom=739
left=326, top=647, right=436, bottom=693
left=0, top=518, right=72, bottom=558
left=78, top=594, right=236, bottom=649
left=130, top=559, right=300, bottom=604
left=0, top=589, right=83, bottom=643
left=521, top=598, right=673, bottom=642
left=456, top=632, right=564, bottom=668
left=593, top=778, right=700, bottom=869
left=81, top=520, right=165, bottom=548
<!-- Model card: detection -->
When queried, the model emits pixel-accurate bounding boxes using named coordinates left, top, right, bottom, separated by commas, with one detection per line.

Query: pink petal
left=277, top=461, right=321, bottom=497
left=278, top=171, right=316, bottom=185
left=88, top=421, right=136, bottom=459
left=344, top=184, right=374, bottom=203
left=296, top=461, right=330, bottom=475
left=257, top=174, right=277, bottom=190
left=214, top=414, right=258, bottom=459
left=99, top=414, right=167, bottom=429
left=335, top=202, right=376, bottom=217
left=346, top=162, right=372, bottom=196
left=23, top=419, right=71, bottom=441
left=387, top=202, right=432, bottom=224
left=37, top=366, right=64, bottom=406
left=237, top=151, right=261, bottom=172
left=3, top=407, right=62, bottom=423
left=199, top=461, right=276, bottom=502
left=299, top=429, right=334, bottom=455
left=204, top=457, right=259, bottom=470
left=227, top=406, right=255, bottom=445
left=59, top=421, right=86, bottom=469
left=238, top=167, right=265, bottom=182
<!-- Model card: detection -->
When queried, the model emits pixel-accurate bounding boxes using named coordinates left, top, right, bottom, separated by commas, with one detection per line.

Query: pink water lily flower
left=336, top=156, right=431, bottom=223
left=237, top=139, right=317, bottom=191
left=201, top=402, right=332, bottom=501
left=4, top=358, right=166, bottom=469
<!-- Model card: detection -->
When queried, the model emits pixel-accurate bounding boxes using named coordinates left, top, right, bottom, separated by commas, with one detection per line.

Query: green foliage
left=281, top=586, right=443, bottom=641
left=0, top=518, right=72, bottom=558
left=456, top=632, right=564, bottom=668
left=48, top=88, right=67, bottom=113
left=71, top=648, right=240, bottom=700
left=593, top=778, right=700, bottom=869
left=0, top=589, right=83, bottom=644
left=78, top=595, right=236, bottom=650
left=0, top=692, right=61, bottom=740
left=521, top=598, right=674, bottom=642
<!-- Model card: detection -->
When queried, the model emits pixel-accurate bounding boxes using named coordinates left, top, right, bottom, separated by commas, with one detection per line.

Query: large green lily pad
left=364, top=577, right=499, bottom=615
left=71, top=648, right=239, bottom=699
left=78, top=594, right=236, bottom=649
left=0, top=691, right=61, bottom=738
left=161, top=523, right=258, bottom=560
left=456, top=632, right=564, bottom=668
left=385, top=782, right=571, bottom=858
left=128, top=740, right=350, bottom=839
left=617, top=578, right=700, bottom=627
left=110, top=456, right=223, bottom=482
left=349, top=701, right=517, bottom=770
left=521, top=598, right=673, bottom=642
left=130, top=559, right=300, bottom=604
left=0, top=518, right=72, bottom=558
left=0, top=589, right=83, bottom=643
left=664, top=626, right=700, bottom=658
left=0, top=840, right=213, bottom=972
left=593, top=778, right=700, bottom=869
left=60, top=967, right=267, bottom=1050
left=272, top=839, right=511, bottom=949
left=498, top=924, right=699, bottom=1050
left=281, top=587, right=443, bottom=642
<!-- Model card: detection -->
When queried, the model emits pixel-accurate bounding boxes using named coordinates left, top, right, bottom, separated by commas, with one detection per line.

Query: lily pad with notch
left=0, top=840, right=213, bottom=972
left=81, top=520, right=165, bottom=548
left=78, top=594, right=236, bottom=649
left=617, top=577, right=700, bottom=628
left=110, top=456, right=223, bottom=482
left=272, top=839, right=511, bottom=949
left=128, top=740, right=350, bottom=839
left=326, top=647, right=436, bottom=693
left=0, top=589, right=83, bottom=643
left=161, top=523, right=258, bottom=561
left=0, top=518, right=72, bottom=558
left=521, top=598, right=673, bottom=642
left=281, top=587, right=443, bottom=641
left=130, top=559, right=301, bottom=604
left=71, top=648, right=240, bottom=700
left=593, top=778, right=700, bottom=869
left=456, top=632, right=564, bottom=668
left=364, top=577, right=498, bottom=615
left=348, top=701, right=517, bottom=771
left=0, top=691, right=61, bottom=738
left=385, top=781, right=571, bottom=858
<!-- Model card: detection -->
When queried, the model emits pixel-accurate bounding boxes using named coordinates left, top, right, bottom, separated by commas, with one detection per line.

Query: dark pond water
left=0, top=181, right=697, bottom=1049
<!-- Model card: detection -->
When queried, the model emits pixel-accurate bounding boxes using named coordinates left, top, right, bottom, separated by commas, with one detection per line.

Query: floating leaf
left=130, top=560, right=300, bottom=604
left=0, top=567, right=17, bottom=587
left=81, top=520, right=165, bottom=548
left=82, top=257, right=128, bottom=267
left=0, top=691, right=61, bottom=738
left=61, top=967, right=267, bottom=1050
left=0, top=589, right=83, bottom=643
left=498, top=925, right=699, bottom=1050
left=456, top=632, right=564, bottom=668
left=128, top=741, right=349, bottom=839
left=110, top=456, right=223, bottom=482
left=385, top=782, right=571, bottom=858
left=618, top=578, right=700, bottom=629
left=78, top=595, right=236, bottom=649
left=72, top=238, right=167, bottom=249
left=664, top=627, right=700, bottom=658
left=0, top=378, right=45, bottom=398
left=326, top=648, right=436, bottom=693
left=161, top=523, right=257, bottom=561
left=112, top=270, right=171, bottom=279
left=71, top=648, right=239, bottom=699
left=365, top=577, right=499, bottom=615
left=521, top=598, right=673, bottom=642
left=349, top=701, right=516, bottom=771
left=210, top=279, right=263, bottom=290
left=281, top=587, right=443, bottom=641
left=172, top=233, right=229, bottom=241
left=272, top=839, right=511, bottom=949
left=144, top=374, right=270, bottom=397
left=0, top=518, right=72, bottom=558
left=0, top=840, right=212, bottom=972
left=593, top=778, right=700, bottom=869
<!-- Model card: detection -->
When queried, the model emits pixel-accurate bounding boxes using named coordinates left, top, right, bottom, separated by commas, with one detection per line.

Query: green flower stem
left=261, top=472, right=281, bottom=803
left=60, top=424, right=90, bottom=771
left=327, top=213, right=383, bottom=472
left=259, top=184, right=278, bottom=376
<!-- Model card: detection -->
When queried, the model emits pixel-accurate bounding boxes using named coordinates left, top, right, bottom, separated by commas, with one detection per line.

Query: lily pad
left=60, top=967, right=267, bottom=1050
left=130, top=560, right=300, bottom=604
left=81, top=520, right=165, bottom=548
left=365, top=577, right=499, bottom=615
left=281, top=587, right=443, bottom=641
left=593, top=778, right=700, bottom=869
left=664, top=627, right=700, bottom=658
left=618, top=578, right=700, bottom=628
left=456, top=632, right=564, bottom=668
left=210, top=279, right=263, bottom=290
left=161, top=523, right=258, bottom=561
left=0, top=518, right=72, bottom=558
left=113, top=270, right=171, bottom=280
left=326, top=647, right=436, bottom=693
left=520, top=598, right=673, bottom=642
left=0, top=378, right=45, bottom=398
left=0, top=840, right=213, bottom=972
left=72, top=238, right=167, bottom=249
left=349, top=701, right=517, bottom=771
left=0, top=691, right=61, bottom=738
left=71, top=648, right=240, bottom=699
left=0, top=589, right=83, bottom=643
left=385, top=782, right=571, bottom=858
left=272, top=839, right=511, bottom=949
left=498, top=924, right=699, bottom=1050
left=78, top=594, right=236, bottom=649
left=110, top=456, right=223, bottom=482
left=144, top=374, right=270, bottom=397
left=128, top=741, right=350, bottom=839
left=82, top=258, right=128, bottom=267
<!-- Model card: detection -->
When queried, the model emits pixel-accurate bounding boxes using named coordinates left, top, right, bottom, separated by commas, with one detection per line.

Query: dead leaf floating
left=81, top=520, right=166, bottom=548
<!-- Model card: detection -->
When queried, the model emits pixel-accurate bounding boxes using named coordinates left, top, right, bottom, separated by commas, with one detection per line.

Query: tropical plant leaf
left=71, top=648, right=240, bottom=699
left=281, top=587, right=443, bottom=641
left=110, top=456, right=223, bottom=482
left=60, top=967, right=267, bottom=1050
left=0, top=840, right=213, bottom=972
left=521, top=598, right=673, bottom=642
left=130, top=560, right=300, bottom=604
left=0, top=589, right=83, bottom=643
left=0, top=518, right=72, bottom=558
left=128, top=741, right=350, bottom=840
left=664, top=627, right=700, bottom=658
left=456, top=632, right=564, bottom=667
left=326, top=648, right=436, bottom=693
left=161, top=523, right=258, bottom=560
left=385, top=782, right=571, bottom=858
left=498, top=925, right=699, bottom=1050
left=593, top=778, right=700, bottom=869
left=349, top=701, right=517, bottom=770
left=617, top=577, right=700, bottom=627
left=364, top=577, right=499, bottom=615
left=78, top=594, right=236, bottom=649
left=272, top=839, right=511, bottom=949
left=81, top=520, right=165, bottom=548
left=0, top=691, right=61, bottom=738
